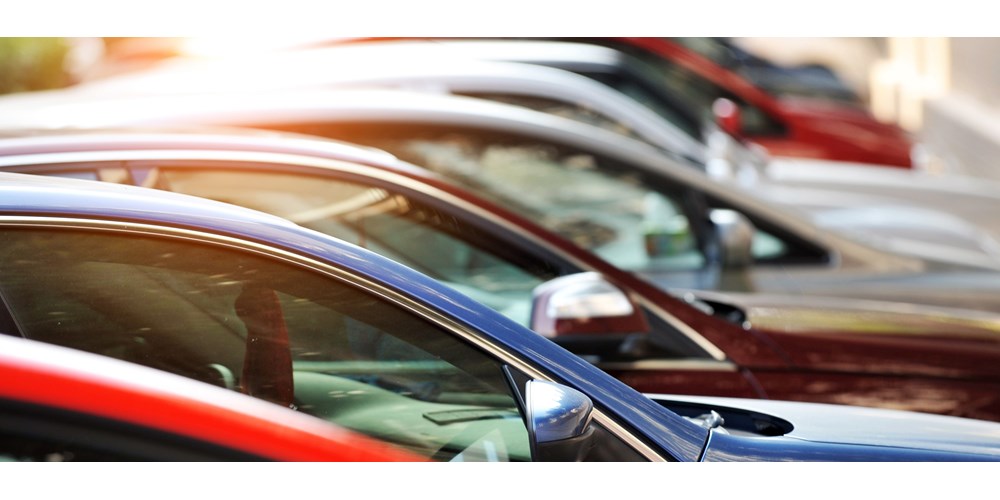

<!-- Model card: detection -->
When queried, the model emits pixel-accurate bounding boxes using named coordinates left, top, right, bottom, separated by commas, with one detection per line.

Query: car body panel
left=1, top=131, right=1000, bottom=422
left=0, top=170, right=706, bottom=461
left=4, top=40, right=1000, bottom=265
left=5, top=171, right=1000, bottom=461
left=605, top=37, right=914, bottom=168
left=650, top=393, right=1000, bottom=460
left=0, top=334, right=424, bottom=461
left=667, top=37, right=863, bottom=105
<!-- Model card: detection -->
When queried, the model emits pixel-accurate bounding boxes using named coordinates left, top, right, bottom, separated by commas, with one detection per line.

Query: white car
left=5, top=89, right=1000, bottom=315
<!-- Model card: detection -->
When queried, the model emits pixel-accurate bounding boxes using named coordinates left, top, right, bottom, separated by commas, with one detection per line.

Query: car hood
left=742, top=158, right=1000, bottom=266
left=683, top=288, right=1000, bottom=380
left=776, top=98, right=913, bottom=165
left=648, top=393, right=1000, bottom=458
left=779, top=98, right=912, bottom=142
left=806, top=203, right=1000, bottom=267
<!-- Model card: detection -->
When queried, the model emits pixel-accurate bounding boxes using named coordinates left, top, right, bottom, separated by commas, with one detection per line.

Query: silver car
left=4, top=39, right=998, bottom=262
left=4, top=88, right=1000, bottom=313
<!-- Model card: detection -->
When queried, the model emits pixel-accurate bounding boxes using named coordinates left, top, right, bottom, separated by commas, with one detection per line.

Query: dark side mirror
left=526, top=379, right=597, bottom=461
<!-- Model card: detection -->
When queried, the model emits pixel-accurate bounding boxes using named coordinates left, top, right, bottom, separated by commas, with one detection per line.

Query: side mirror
left=712, top=97, right=743, bottom=137
left=526, top=380, right=596, bottom=462
left=709, top=209, right=756, bottom=292
left=530, top=272, right=649, bottom=338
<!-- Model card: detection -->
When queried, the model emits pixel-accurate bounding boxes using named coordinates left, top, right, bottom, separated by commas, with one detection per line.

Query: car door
left=2, top=154, right=770, bottom=400
left=0, top=216, right=660, bottom=461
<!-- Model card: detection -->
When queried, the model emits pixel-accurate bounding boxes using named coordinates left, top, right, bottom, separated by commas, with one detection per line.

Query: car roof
left=0, top=126, right=403, bottom=167
left=0, top=40, right=708, bottom=162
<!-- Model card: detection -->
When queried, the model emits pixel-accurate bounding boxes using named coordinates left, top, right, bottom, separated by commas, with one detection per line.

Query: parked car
left=11, top=89, right=1000, bottom=302
left=5, top=38, right=994, bottom=256
left=3, top=128, right=1000, bottom=422
left=4, top=170, right=1000, bottom=461
left=0, top=333, right=422, bottom=461
left=478, top=37, right=916, bottom=168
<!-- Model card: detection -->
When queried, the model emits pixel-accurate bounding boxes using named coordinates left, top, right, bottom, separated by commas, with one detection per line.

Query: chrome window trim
left=0, top=215, right=666, bottom=461
left=598, top=359, right=738, bottom=372
left=0, top=148, right=728, bottom=362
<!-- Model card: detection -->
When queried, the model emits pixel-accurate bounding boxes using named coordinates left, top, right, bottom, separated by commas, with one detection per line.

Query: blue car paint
left=5, top=171, right=1000, bottom=461
left=0, top=171, right=706, bottom=461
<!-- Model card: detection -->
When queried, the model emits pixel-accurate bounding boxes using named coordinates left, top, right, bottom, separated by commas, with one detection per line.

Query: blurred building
left=911, top=38, right=1000, bottom=181
left=738, top=37, right=999, bottom=181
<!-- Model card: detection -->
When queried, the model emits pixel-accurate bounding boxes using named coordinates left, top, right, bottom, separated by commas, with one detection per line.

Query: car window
left=152, top=168, right=563, bottom=327
left=459, top=92, right=649, bottom=144
left=620, top=49, right=787, bottom=138
left=0, top=227, right=531, bottom=461
left=273, top=124, right=818, bottom=270
left=282, top=125, right=709, bottom=275
left=578, top=67, right=704, bottom=141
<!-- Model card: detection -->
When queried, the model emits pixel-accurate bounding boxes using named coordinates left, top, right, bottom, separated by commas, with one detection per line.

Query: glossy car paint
left=0, top=51, right=706, bottom=163
left=605, top=37, right=915, bottom=168
left=0, top=171, right=702, bottom=461
left=4, top=41, right=1000, bottom=261
left=10, top=88, right=998, bottom=291
left=3, top=172, right=1000, bottom=461
left=666, top=37, right=863, bottom=105
left=0, top=334, right=424, bottom=461
left=2, top=130, right=1000, bottom=422
left=651, top=394, right=1000, bottom=461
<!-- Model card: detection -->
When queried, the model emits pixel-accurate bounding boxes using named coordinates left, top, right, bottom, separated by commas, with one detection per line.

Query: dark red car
left=0, top=128, right=997, bottom=422
left=342, top=37, right=915, bottom=168
left=605, top=37, right=916, bottom=168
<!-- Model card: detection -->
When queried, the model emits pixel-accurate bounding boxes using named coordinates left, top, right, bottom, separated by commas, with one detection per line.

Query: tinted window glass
left=281, top=125, right=708, bottom=275
left=156, top=168, right=561, bottom=326
left=620, top=49, right=787, bottom=137
left=0, top=228, right=530, bottom=461
left=462, top=92, right=648, bottom=143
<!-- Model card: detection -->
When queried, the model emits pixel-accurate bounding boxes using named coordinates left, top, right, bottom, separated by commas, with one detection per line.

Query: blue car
left=2, top=170, right=999, bottom=461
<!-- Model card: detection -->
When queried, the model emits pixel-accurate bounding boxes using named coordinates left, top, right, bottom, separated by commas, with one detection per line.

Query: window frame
left=0, top=216, right=667, bottom=461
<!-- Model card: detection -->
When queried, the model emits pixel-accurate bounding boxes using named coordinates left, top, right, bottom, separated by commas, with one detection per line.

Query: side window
left=0, top=228, right=531, bottom=461
left=460, top=92, right=649, bottom=144
left=154, top=168, right=562, bottom=327
left=625, top=50, right=788, bottom=138
left=320, top=128, right=707, bottom=274
left=582, top=70, right=703, bottom=140
left=706, top=198, right=829, bottom=265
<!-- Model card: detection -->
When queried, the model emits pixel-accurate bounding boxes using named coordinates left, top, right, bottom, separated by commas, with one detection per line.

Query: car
left=0, top=333, right=423, bottom=461
left=4, top=170, right=1000, bottom=461
left=0, top=40, right=710, bottom=162
left=489, top=37, right=917, bottom=168
left=5, top=38, right=997, bottom=260
left=2, top=128, right=1000, bottom=422
left=11, top=88, right=1000, bottom=305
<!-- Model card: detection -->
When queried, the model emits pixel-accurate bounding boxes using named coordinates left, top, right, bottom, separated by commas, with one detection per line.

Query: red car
left=0, top=334, right=422, bottom=461
left=605, top=37, right=916, bottom=168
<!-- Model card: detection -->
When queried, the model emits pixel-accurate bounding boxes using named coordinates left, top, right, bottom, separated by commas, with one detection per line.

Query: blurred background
left=4, top=36, right=994, bottom=181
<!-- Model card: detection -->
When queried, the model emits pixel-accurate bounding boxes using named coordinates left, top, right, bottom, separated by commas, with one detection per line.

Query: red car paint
left=613, top=37, right=915, bottom=168
left=0, top=336, right=423, bottom=461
